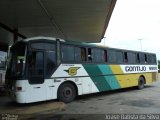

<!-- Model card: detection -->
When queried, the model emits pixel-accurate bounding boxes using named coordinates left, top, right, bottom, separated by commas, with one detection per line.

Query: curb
left=0, top=101, right=65, bottom=119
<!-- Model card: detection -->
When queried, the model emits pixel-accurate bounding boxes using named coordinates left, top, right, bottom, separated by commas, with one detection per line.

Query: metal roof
left=0, top=0, right=116, bottom=50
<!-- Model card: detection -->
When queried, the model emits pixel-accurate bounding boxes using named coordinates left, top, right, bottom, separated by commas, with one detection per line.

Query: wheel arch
left=57, top=81, right=78, bottom=98
left=139, top=75, right=146, bottom=84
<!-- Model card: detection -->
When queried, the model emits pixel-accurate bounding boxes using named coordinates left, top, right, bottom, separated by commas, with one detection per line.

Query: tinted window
left=128, top=52, right=136, bottom=64
left=150, top=54, right=156, bottom=64
left=80, top=47, right=87, bottom=61
left=46, top=51, right=56, bottom=78
left=104, top=50, right=107, bottom=62
left=61, top=45, right=74, bottom=62
left=88, top=48, right=92, bottom=61
left=75, top=47, right=81, bottom=62
left=144, top=54, right=148, bottom=63
left=6, top=42, right=26, bottom=78
left=140, top=53, right=145, bottom=63
left=31, top=42, right=55, bottom=51
left=108, top=49, right=116, bottom=63
left=136, top=53, right=140, bottom=63
left=124, top=52, right=128, bottom=63
left=92, top=49, right=104, bottom=62
left=147, top=54, right=151, bottom=64
left=28, top=51, right=44, bottom=84
left=116, top=51, right=123, bottom=64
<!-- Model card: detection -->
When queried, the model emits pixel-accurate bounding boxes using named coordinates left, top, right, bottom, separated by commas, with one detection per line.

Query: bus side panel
left=152, top=72, right=158, bottom=82
left=45, top=79, right=57, bottom=100
left=83, top=64, right=121, bottom=92
left=111, top=65, right=158, bottom=88
left=52, top=64, right=158, bottom=99
left=80, top=77, right=99, bottom=94
left=52, top=64, right=99, bottom=95
left=144, top=72, right=158, bottom=85
left=25, top=80, right=47, bottom=103
left=109, top=65, right=132, bottom=88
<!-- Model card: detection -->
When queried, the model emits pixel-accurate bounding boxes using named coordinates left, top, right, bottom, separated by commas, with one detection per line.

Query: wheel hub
left=63, top=87, right=72, bottom=98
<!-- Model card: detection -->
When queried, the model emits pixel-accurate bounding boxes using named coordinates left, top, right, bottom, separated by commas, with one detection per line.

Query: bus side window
left=74, top=47, right=81, bottom=62
left=140, top=53, right=145, bottom=64
left=92, top=48, right=103, bottom=63
left=87, top=48, right=92, bottom=61
left=108, top=49, right=116, bottom=63
left=124, top=52, right=128, bottom=63
left=61, top=45, right=74, bottom=62
left=116, top=51, right=123, bottom=64
left=144, top=54, right=147, bottom=63
left=136, top=53, right=140, bottom=63
left=127, top=52, right=136, bottom=64
left=151, top=54, right=156, bottom=64
left=104, top=50, right=107, bottom=62
left=80, top=47, right=86, bottom=61
left=147, top=54, right=151, bottom=64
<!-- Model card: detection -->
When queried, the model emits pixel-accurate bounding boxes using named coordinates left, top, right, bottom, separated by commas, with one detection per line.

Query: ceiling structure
left=0, top=0, right=116, bottom=51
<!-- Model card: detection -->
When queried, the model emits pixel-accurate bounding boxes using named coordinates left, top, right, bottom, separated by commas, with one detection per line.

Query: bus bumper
left=7, top=89, right=26, bottom=103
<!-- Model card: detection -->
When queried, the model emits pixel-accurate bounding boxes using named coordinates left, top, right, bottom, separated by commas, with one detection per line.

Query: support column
left=13, top=28, right=18, bottom=43
left=0, top=22, right=26, bottom=44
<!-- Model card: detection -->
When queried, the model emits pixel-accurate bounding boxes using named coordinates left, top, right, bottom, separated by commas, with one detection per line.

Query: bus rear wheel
left=57, top=83, right=76, bottom=103
left=138, top=77, right=145, bottom=89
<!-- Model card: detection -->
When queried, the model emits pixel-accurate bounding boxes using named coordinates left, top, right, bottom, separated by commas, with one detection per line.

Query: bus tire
left=57, top=83, right=76, bottom=103
left=138, top=77, right=145, bottom=89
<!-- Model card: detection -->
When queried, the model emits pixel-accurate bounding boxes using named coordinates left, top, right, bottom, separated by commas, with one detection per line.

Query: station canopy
left=0, top=0, right=116, bottom=48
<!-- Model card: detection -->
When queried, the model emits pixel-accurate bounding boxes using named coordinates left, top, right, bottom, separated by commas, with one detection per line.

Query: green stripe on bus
left=98, top=65, right=121, bottom=89
left=83, top=64, right=121, bottom=91
left=83, top=64, right=112, bottom=91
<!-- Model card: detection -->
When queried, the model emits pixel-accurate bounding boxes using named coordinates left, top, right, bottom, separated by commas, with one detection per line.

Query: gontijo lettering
left=125, top=66, right=146, bottom=72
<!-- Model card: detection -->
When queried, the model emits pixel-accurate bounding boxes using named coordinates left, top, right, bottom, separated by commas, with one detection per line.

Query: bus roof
left=23, top=36, right=65, bottom=42
left=15, top=36, right=155, bottom=55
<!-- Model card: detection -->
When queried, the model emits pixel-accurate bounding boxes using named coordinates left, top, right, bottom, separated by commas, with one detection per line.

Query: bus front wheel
left=57, top=83, right=76, bottom=103
left=138, top=77, right=145, bottom=89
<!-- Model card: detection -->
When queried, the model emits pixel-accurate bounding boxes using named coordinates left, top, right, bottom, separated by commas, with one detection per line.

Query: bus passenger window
left=61, top=45, right=74, bottom=62
left=80, top=47, right=86, bottom=61
left=140, top=53, right=145, bottom=63
left=104, top=50, right=107, bottom=62
left=137, top=53, right=140, bottom=63
left=88, top=48, right=92, bottom=61
left=74, top=47, right=81, bottom=62
left=124, top=52, right=128, bottom=63
left=145, top=54, right=147, bottom=63
left=116, top=51, right=123, bottom=64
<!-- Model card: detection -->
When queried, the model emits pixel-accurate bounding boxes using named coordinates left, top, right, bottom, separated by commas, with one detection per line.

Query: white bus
left=5, top=37, right=158, bottom=103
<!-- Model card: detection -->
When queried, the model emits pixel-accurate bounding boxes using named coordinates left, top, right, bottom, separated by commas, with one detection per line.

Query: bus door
left=45, top=51, right=56, bottom=100
left=26, top=51, right=46, bottom=102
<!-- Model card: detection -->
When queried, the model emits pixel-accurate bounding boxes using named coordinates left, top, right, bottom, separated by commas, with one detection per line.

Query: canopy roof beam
left=0, top=22, right=26, bottom=39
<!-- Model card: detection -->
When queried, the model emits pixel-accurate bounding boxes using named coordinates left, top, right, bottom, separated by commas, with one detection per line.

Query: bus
left=5, top=37, right=158, bottom=103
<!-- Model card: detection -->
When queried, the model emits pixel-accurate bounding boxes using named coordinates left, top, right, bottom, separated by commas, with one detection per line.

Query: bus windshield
left=6, top=42, right=26, bottom=79
left=0, top=51, right=7, bottom=69
left=0, top=60, right=6, bottom=69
